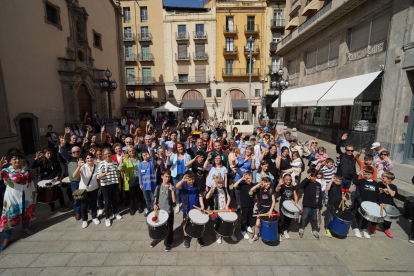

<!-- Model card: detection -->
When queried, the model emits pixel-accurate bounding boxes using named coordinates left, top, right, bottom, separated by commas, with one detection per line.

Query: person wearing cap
left=287, top=136, right=310, bottom=159
left=371, top=142, right=382, bottom=159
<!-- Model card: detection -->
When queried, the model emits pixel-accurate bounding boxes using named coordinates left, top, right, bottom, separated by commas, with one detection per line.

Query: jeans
left=70, top=181, right=81, bottom=215
left=80, top=189, right=98, bottom=221
left=252, top=169, right=258, bottom=184
left=101, top=184, right=118, bottom=219
left=143, top=189, right=155, bottom=211
left=342, top=179, right=352, bottom=190
left=324, top=204, right=334, bottom=228
left=3, top=222, right=29, bottom=239
left=129, top=185, right=144, bottom=211
left=300, top=206, right=318, bottom=231
left=172, top=174, right=184, bottom=205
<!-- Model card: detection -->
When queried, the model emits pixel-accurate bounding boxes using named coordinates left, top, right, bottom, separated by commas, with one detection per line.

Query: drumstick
left=338, top=200, right=343, bottom=210
left=381, top=205, right=383, bottom=217
left=291, top=199, right=303, bottom=211
left=193, top=205, right=211, bottom=214
left=253, top=213, right=277, bottom=217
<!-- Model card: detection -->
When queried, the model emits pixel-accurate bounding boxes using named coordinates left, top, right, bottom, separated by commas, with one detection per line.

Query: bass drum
left=185, top=209, right=209, bottom=239
left=214, top=212, right=238, bottom=237
left=146, top=210, right=169, bottom=240
left=37, top=180, right=60, bottom=203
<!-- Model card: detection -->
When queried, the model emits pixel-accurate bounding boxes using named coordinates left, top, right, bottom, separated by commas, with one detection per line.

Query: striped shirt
left=97, top=160, right=120, bottom=186
left=321, top=159, right=340, bottom=184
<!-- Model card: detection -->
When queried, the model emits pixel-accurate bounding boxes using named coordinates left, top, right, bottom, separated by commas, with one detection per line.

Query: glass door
left=125, top=68, right=135, bottom=84
left=226, top=38, right=233, bottom=52
left=226, top=17, right=234, bottom=32
left=226, top=60, right=233, bottom=75
left=141, top=45, right=151, bottom=61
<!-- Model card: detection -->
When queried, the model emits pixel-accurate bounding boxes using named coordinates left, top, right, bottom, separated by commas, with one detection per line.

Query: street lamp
left=271, top=67, right=289, bottom=124
left=247, top=36, right=255, bottom=124
left=100, top=68, right=118, bottom=124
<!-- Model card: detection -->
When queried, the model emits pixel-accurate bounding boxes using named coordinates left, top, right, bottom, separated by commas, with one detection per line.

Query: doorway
left=403, top=71, right=414, bottom=165
left=78, top=84, right=92, bottom=121
left=19, top=118, right=36, bottom=155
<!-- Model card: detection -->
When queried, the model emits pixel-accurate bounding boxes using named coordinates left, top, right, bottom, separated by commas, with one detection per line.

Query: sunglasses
left=312, top=142, right=318, bottom=144
left=380, top=153, right=388, bottom=156
left=289, top=141, right=296, bottom=143
left=90, top=145, right=96, bottom=148
left=108, top=136, right=112, bottom=139
left=72, top=151, right=80, bottom=153
left=346, top=149, right=353, bottom=152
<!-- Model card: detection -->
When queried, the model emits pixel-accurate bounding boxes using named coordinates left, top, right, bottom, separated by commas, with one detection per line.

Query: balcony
left=270, top=19, right=285, bottom=29
left=123, top=33, right=136, bottom=42
left=290, top=0, right=301, bottom=16
left=138, top=53, right=154, bottom=62
left=286, top=17, right=299, bottom=31
left=173, top=76, right=209, bottom=84
left=193, top=52, right=208, bottom=61
left=270, top=42, right=278, bottom=51
left=222, top=68, right=260, bottom=77
left=268, top=65, right=281, bottom=75
left=138, top=33, right=152, bottom=42
left=223, top=25, right=238, bottom=35
left=175, top=53, right=191, bottom=61
left=223, top=45, right=238, bottom=55
left=175, top=32, right=189, bottom=40
left=137, top=96, right=154, bottom=103
left=124, top=54, right=137, bottom=62
left=193, top=31, right=207, bottom=40
left=126, top=77, right=156, bottom=85
left=298, top=1, right=332, bottom=33
left=244, top=24, right=259, bottom=34
left=302, top=0, right=319, bottom=17
left=244, top=45, right=260, bottom=55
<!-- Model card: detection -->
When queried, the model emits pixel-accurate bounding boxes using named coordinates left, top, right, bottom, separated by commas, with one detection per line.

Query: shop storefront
left=277, top=71, right=382, bottom=149
left=179, top=99, right=205, bottom=118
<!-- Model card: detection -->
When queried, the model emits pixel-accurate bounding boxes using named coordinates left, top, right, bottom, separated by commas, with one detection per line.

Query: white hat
left=371, top=142, right=380, bottom=149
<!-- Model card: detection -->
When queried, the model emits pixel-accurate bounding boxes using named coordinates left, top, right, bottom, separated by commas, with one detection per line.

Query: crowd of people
left=0, top=117, right=412, bottom=252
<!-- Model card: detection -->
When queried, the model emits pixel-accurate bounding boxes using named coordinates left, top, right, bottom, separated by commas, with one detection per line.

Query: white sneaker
left=353, top=228, right=362, bottom=238
left=283, top=230, right=290, bottom=239
left=97, top=209, right=103, bottom=216
left=174, top=205, right=180, bottom=214
left=362, top=230, right=371, bottom=239
left=115, top=213, right=122, bottom=220
left=82, top=221, right=88, bottom=229
left=241, top=231, right=250, bottom=240
left=231, top=234, right=237, bottom=242
left=105, top=219, right=111, bottom=227
left=93, top=218, right=100, bottom=225
left=216, top=235, right=222, bottom=244
left=247, top=226, right=254, bottom=234
left=279, top=234, right=282, bottom=242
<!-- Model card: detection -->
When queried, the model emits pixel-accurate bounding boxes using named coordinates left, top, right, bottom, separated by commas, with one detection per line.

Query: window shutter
left=370, top=12, right=391, bottom=44
left=195, top=65, right=206, bottom=82
left=329, top=37, right=340, bottom=59
left=207, top=89, right=212, bottom=97
left=195, top=43, right=205, bottom=53
left=351, top=22, right=370, bottom=51
left=306, top=49, right=317, bottom=67
left=317, top=43, right=329, bottom=64
left=177, top=65, right=189, bottom=74
left=178, top=44, right=187, bottom=55
left=287, top=58, right=296, bottom=74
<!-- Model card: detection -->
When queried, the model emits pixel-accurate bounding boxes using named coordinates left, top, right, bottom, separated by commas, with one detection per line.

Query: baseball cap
left=288, top=136, right=297, bottom=141
left=371, top=142, right=380, bottom=149
left=249, top=136, right=257, bottom=141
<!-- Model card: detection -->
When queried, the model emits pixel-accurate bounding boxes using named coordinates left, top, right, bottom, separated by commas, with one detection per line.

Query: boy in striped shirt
left=320, top=154, right=340, bottom=203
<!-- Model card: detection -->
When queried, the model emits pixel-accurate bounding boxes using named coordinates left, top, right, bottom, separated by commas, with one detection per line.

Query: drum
left=61, top=177, right=71, bottom=188
left=281, top=201, right=301, bottom=219
left=37, top=180, right=60, bottom=203
left=358, top=201, right=387, bottom=223
left=329, top=209, right=354, bottom=236
left=185, top=209, right=209, bottom=239
left=259, top=216, right=278, bottom=242
left=383, top=204, right=400, bottom=222
left=146, top=210, right=169, bottom=240
left=214, top=212, right=238, bottom=237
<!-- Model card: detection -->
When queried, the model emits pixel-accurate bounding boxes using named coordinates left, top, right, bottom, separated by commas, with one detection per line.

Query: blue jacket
left=138, top=158, right=157, bottom=190
left=167, top=153, right=191, bottom=177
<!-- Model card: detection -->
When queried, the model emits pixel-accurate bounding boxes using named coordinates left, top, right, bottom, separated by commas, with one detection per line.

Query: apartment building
left=274, top=0, right=414, bottom=180
left=120, top=0, right=165, bottom=117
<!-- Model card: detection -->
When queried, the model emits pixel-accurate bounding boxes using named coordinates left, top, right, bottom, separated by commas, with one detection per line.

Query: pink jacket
left=374, top=157, right=393, bottom=179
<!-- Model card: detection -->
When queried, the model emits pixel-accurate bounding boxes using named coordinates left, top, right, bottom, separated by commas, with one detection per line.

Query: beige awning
left=286, top=17, right=299, bottom=30
left=302, top=0, right=319, bottom=16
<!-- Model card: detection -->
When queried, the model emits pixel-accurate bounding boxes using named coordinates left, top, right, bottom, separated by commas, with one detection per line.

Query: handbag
left=128, top=176, right=140, bottom=188
left=72, top=165, right=95, bottom=200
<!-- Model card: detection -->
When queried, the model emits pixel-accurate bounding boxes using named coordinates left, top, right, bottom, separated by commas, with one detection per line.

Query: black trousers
left=241, top=206, right=253, bottom=232
left=325, top=204, right=334, bottom=228
left=101, top=184, right=118, bottom=219
left=129, top=185, right=144, bottom=210
left=278, top=205, right=292, bottom=233
left=49, top=186, right=66, bottom=208
left=80, top=189, right=98, bottom=221
left=165, top=212, right=174, bottom=245
left=66, top=186, right=73, bottom=201
left=97, top=193, right=104, bottom=210
left=411, top=211, right=414, bottom=236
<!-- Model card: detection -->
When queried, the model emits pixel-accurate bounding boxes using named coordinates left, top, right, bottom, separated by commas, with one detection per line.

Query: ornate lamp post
left=271, top=68, right=289, bottom=126
left=100, top=68, right=118, bottom=133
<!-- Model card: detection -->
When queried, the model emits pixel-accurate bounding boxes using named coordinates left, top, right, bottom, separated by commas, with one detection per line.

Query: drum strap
left=154, top=184, right=172, bottom=206
left=181, top=183, right=200, bottom=214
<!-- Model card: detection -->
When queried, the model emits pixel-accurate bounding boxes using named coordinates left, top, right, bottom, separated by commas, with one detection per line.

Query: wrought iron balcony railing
left=138, top=33, right=152, bottom=41
left=223, top=25, right=238, bottom=34
left=244, top=44, right=260, bottom=54
left=138, top=53, right=154, bottom=61
left=193, top=52, right=208, bottom=60
left=175, top=32, right=189, bottom=40
left=270, top=19, right=285, bottom=28
left=222, top=68, right=260, bottom=77
left=123, top=33, right=136, bottom=41
left=270, top=42, right=278, bottom=51
left=245, top=24, right=259, bottom=33
left=124, top=54, right=137, bottom=61
left=175, top=53, right=191, bottom=61
left=268, top=65, right=281, bottom=74
left=173, top=76, right=209, bottom=84
left=193, top=31, right=207, bottom=39
left=223, top=45, right=238, bottom=54
left=126, top=77, right=156, bottom=85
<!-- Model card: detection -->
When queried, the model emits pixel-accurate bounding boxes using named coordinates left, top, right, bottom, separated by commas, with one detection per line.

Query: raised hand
left=151, top=141, right=157, bottom=150
left=360, top=148, right=366, bottom=154
left=341, top=133, right=348, bottom=140
left=134, top=139, right=140, bottom=146
left=83, top=137, right=89, bottom=144
left=116, top=127, right=120, bottom=134
left=59, top=136, right=66, bottom=147
left=34, top=151, right=42, bottom=160
left=301, top=140, right=307, bottom=146
left=336, top=153, right=340, bottom=158
left=207, top=152, right=212, bottom=160
left=77, top=160, right=85, bottom=168
left=101, top=126, right=105, bottom=133
left=65, top=127, right=71, bottom=134
left=167, top=150, right=173, bottom=157
left=87, top=126, right=93, bottom=132
left=0, top=157, right=7, bottom=167
left=168, top=184, right=174, bottom=191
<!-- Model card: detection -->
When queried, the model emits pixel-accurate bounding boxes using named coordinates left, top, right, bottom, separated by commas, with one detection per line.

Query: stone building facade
left=0, top=0, right=125, bottom=155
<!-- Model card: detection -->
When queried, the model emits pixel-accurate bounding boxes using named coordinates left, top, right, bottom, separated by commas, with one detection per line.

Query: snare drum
left=358, top=201, right=387, bottom=223
left=214, top=212, right=238, bottom=237
left=146, top=210, right=169, bottom=240
left=37, top=180, right=60, bottom=203
left=259, top=216, right=278, bottom=242
left=383, top=204, right=400, bottom=222
left=185, top=209, right=209, bottom=238
left=61, top=177, right=71, bottom=188
left=281, top=201, right=302, bottom=219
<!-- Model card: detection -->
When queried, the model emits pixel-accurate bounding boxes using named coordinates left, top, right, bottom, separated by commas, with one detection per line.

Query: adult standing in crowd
left=336, top=133, right=357, bottom=189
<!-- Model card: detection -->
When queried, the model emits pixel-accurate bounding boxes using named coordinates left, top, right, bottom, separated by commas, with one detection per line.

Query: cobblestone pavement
left=0, top=185, right=413, bottom=276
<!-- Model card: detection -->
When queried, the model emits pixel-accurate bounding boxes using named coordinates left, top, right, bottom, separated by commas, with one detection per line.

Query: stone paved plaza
left=0, top=187, right=413, bottom=276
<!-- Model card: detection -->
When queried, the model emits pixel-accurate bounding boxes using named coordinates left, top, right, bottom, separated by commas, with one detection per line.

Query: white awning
left=317, top=71, right=382, bottom=106
left=271, top=88, right=297, bottom=107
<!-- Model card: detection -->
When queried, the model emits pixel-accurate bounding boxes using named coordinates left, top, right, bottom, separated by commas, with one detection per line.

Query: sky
left=163, top=0, right=206, bottom=8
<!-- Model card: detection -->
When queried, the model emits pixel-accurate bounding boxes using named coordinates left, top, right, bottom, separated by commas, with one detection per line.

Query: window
left=255, top=89, right=260, bottom=97
left=272, top=33, right=281, bottom=43
left=216, top=89, right=222, bottom=98
left=93, top=30, right=102, bottom=50
left=178, top=74, right=188, bottom=83
left=207, top=89, right=212, bottom=98
left=225, top=60, right=233, bottom=74
left=124, top=27, right=132, bottom=40
left=123, top=7, right=131, bottom=23
left=247, top=59, right=254, bottom=74
left=271, top=57, right=280, bottom=72
left=178, top=43, right=187, bottom=59
left=274, top=10, right=282, bottom=25
left=196, top=24, right=204, bottom=36
left=226, top=17, right=234, bottom=32
left=246, top=37, right=255, bottom=51
left=247, top=16, right=255, bottom=31
left=141, top=45, right=150, bottom=60
left=226, top=38, right=234, bottom=51
left=169, top=90, right=174, bottom=98
left=142, top=67, right=152, bottom=84
left=140, top=7, right=148, bottom=22
left=44, top=1, right=61, bottom=29
left=287, top=57, right=298, bottom=77
left=124, top=45, right=134, bottom=61
left=125, top=68, right=136, bottom=85
left=306, top=36, right=340, bottom=73
left=141, top=26, right=149, bottom=40
left=350, top=11, right=391, bottom=51
left=302, top=106, right=335, bottom=127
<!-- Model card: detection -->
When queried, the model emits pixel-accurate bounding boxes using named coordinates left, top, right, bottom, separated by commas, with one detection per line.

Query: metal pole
left=277, top=76, right=282, bottom=122
left=248, top=37, right=252, bottom=124
left=108, top=90, right=113, bottom=123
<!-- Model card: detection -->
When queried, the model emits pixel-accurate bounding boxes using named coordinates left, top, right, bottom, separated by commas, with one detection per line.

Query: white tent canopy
left=152, top=101, right=183, bottom=118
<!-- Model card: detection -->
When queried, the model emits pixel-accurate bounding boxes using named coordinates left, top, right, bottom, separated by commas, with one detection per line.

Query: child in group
left=321, top=154, right=341, bottom=191
left=233, top=171, right=256, bottom=240
left=316, top=170, right=327, bottom=205
left=290, top=151, right=302, bottom=179
left=176, top=171, right=205, bottom=248
left=315, top=147, right=329, bottom=169
left=152, top=170, right=176, bottom=251
left=206, top=176, right=237, bottom=243
left=354, top=149, right=378, bottom=212
left=351, top=165, right=380, bottom=239
left=248, top=177, right=276, bottom=243
left=228, top=146, right=239, bottom=169
left=324, top=173, right=346, bottom=237
left=276, top=173, right=298, bottom=240
left=298, top=168, right=323, bottom=240
left=256, top=160, right=275, bottom=185
left=138, top=150, right=158, bottom=217
left=376, top=172, right=398, bottom=238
